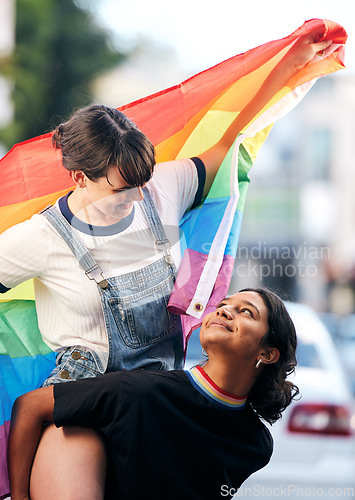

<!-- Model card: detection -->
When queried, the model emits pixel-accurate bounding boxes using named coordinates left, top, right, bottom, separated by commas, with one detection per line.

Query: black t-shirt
left=54, top=369, right=273, bottom=500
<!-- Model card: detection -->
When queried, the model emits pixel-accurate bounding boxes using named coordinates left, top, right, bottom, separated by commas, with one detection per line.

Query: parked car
left=334, top=314, right=355, bottom=395
left=185, top=301, right=355, bottom=498
left=319, top=312, right=355, bottom=395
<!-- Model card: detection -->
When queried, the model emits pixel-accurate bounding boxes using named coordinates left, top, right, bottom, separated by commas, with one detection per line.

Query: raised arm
left=8, top=386, right=55, bottom=500
left=199, top=26, right=333, bottom=197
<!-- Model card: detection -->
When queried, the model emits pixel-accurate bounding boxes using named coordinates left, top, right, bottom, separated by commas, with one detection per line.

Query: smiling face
left=72, top=164, right=145, bottom=223
left=200, top=291, right=270, bottom=366
left=86, top=165, right=144, bottom=217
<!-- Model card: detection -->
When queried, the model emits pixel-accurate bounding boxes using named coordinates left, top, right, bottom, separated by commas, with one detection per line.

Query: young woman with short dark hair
left=0, top=30, right=330, bottom=384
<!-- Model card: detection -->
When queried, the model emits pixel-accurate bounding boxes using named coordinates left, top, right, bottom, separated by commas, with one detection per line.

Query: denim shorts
left=42, top=346, right=107, bottom=386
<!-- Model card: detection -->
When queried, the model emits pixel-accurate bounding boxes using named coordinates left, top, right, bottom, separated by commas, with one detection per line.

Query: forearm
left=217, top=29, right=333, bottom=149
left=8, top=412, right=43, bottom=500
left=200, top=27, right=333, bottom=193
left=200, top=59, right=291, bottom=196
left=8, top=387, right=55, bottom=499
left=199, top=56, right=296, bottom=196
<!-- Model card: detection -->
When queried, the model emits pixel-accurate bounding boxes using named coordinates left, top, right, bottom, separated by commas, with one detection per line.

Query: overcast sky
left=95, top=0, right=354, bottom=74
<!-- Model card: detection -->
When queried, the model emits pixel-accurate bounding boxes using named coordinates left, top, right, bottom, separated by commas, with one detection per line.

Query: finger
left=303, top=25, right=327, bottom=43
left=314, top=39, right=333, bottom=54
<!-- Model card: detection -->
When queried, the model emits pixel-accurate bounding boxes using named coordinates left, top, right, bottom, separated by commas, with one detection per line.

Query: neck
left=67, top=188, right=88, bottom=216
left=202, top=358, right=259, bottom=397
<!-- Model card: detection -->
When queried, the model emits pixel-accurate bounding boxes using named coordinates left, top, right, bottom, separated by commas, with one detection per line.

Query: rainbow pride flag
left=0, top=19, right=347, bottom=498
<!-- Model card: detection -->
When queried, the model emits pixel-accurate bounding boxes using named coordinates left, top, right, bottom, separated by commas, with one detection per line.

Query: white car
left=320, top=312, right=355, bottom=395
left=185, top=301, right=355, bottom=498
left=334, top=314, right=355, bottom=395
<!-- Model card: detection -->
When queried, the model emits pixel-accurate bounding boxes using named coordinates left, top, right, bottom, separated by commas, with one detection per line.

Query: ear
left=71, top=170, right=86, bottom=188
left=260, top=347, right=280, bottom=365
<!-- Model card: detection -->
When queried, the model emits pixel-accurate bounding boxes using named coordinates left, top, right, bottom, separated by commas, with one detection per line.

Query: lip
left=207, top=319, right=233, bottom=332
left=117, top=203, right=133, bottom=209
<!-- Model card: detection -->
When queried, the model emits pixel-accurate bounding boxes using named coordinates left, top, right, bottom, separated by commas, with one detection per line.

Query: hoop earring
left=255, top=359, right=263, bottom=369
left=202, top=348, right=208, bottom=358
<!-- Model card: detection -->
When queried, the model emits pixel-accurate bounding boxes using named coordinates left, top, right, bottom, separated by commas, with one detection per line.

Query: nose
left=216, top=305, right=233, bottom=319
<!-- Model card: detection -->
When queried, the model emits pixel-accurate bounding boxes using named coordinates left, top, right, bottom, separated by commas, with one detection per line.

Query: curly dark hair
left=240, top=287, right=299, bottom=424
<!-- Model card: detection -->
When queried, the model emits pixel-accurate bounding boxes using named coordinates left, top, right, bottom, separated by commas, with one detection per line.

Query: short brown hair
left=52, top=104, right=155, bottom=186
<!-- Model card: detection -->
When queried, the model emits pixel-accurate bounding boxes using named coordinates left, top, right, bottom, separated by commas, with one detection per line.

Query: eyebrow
left=241, top=300, right=260, bottom=317
left=222, top=298, right=260, bottom=318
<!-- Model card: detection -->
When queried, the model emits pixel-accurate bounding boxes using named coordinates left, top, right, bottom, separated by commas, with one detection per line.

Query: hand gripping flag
left=0, top=19, right=347, bottom=498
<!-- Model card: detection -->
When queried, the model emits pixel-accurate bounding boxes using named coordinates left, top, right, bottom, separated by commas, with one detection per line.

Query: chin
left=113, top=206, right=132, bottom=218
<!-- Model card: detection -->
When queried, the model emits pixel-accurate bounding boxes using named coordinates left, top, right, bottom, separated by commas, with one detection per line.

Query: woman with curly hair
left=8, top=287, right=298, bottom=500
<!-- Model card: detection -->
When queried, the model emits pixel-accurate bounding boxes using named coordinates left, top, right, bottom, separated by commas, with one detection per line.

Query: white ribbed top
left=0, top=159, right=198, bottom=352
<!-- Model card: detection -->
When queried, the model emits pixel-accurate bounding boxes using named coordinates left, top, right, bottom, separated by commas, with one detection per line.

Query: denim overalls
left=41, top=188, right=183, bottom=385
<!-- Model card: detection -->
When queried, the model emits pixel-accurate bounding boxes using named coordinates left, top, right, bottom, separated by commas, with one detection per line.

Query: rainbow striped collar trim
left=185, top=366, right=248, bottom=410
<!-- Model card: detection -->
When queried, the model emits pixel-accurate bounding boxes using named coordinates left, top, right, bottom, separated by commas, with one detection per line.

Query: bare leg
left=30, top=423, right=106, bottom=500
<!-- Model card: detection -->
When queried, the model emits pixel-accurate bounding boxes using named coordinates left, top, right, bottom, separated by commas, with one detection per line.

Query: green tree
left=0, top=0, right=126, bottom=149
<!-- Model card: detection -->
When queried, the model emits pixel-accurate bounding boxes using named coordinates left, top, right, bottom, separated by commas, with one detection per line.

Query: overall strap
left=141, top=187, right=174, bottom=266
left=40, top=205, right=106, bottom=285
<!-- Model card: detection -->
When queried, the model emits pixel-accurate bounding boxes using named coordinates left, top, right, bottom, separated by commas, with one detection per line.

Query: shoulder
left=155, top=158, right=197, bottom=171
left=101, top=370, right=190, bottom=404
left=120, top=369, right=189, bottom=392
left=54, top=370, right=189, bottom=421
left=147, top=157, right=205, bottom=214
left=0, top=213, right=52, bottom=247
left=151, top=158, right=197, bottom=184
left=55, top=370, right=188, bottom=397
